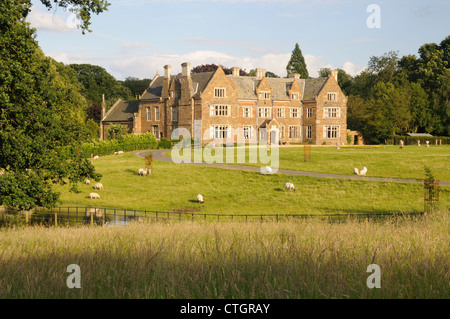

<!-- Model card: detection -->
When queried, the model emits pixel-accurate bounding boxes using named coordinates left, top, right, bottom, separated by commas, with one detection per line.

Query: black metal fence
left=0, top=206, right=425, bottom=228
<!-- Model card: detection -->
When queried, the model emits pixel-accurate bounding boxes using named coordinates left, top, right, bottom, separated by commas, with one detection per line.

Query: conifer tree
left=286, top=43, right=309, bottom=79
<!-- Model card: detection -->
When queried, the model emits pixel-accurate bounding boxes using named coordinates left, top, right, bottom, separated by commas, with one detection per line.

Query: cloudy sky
left=28, top=0, right=449, bottom=80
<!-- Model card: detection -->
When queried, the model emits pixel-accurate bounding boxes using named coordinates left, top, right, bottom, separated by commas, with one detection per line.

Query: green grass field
left=0, top=213, right=448, bottom=298
left=53, top=148, right=450, bottom=215
left=169, top=145, right=450, bottom=181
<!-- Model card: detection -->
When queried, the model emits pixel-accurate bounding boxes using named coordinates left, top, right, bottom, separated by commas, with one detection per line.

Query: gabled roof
left=303, top=78, right=328, bottom=101
left=102, top=100, right=139, bottom=122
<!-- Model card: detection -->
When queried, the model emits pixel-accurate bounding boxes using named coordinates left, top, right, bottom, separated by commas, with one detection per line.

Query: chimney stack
left=256, top=68, right=266, bottom=78
left=289, top=73, right=300, bottom=79
left=182, top=62, right=191, bottom=77
left=331, top=69, right=338, bottom=82
left=164, top=65, right=171, bottom=79
left=101, top=94, right=106, bottom=119
left=232, top=67, right=240, bottom=77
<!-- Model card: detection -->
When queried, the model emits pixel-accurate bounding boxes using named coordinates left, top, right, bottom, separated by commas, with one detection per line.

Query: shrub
left=157, top=138, right=172, bottom=149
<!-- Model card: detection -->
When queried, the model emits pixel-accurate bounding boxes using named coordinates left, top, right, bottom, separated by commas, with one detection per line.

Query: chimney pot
left=182, top=62, right=191, bottom=77
left=256, top=68, right=266, bottom=78
left=232, top=67, right=240, bottom=77
left=164, top=65, right=171, bottom=79
left=331, top=69, right=338, bottom=81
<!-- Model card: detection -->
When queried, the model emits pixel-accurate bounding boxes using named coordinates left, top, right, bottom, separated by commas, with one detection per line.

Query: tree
left=191, top=64, right=248, bottom=76
left=286, top=43, right=309, bottom=79
left=121, top=77, right=152, bottom=98
left=0, top=0, right=105, bottom=210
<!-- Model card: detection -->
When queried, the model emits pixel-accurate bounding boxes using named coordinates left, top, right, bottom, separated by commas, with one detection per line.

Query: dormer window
left=259, top=91, right=271, bottom=99
left=327, top=92, right=337, bottom=102
left=214, top=88, right=226, bottom=98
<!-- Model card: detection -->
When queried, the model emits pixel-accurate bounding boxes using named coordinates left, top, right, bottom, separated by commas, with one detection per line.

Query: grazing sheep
left=399, top=140, right=404, bottom=149
left=138, top=168, right=148, bottom=176
left=114, top=152, right=119, bottom=155
left=359, top=167, right=367, bottom=176
left=118, top=151, right=124, bottom=155
left=93, top=182, right=104, bottom=190
left=353, top=167, right=360, bottom=175
left=417, top=140, right=421, bottom=147
left=85, top=179, right=90, bottom=185
left=93, top=155, right=100, bottom=160
left=89, top=193, right=101, bottom=199
left=261, top=166, right=272, bottom=175
left=426, top=141, right=430, bottom=148
left=197, top=194, right=204, bottom=203
left=285, top=182, right=296, bottom=192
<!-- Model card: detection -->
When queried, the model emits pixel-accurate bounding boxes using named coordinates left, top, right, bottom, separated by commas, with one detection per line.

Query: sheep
left=261, top=166, right=272, bottom=175
left=89, top=193, right=101, bottom=199
left=353, top=167, right=360, bottom=175
left=114, top=152, right=119, bottom=155
left=93, top=155, right=100, bottom=160
left=93, top=182, right=104, bottom=190
left=197, top=194, right=204, bottom=203
left=138, top=168, right=148, bottom=176
left=426, top=141, right=430, bottom=148
left=417, top=140, right=421, bottom=147
left=399, top=140, right=404, bottom=149
left=85, top=179, right=90, bottom=185
left=118, top=151, right=124, bottom=155
left=285, top=182, right=296, bottom=192
left=359, top=167, right=367, bottom=176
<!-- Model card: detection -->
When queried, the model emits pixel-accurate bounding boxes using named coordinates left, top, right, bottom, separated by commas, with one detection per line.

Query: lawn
left=53, top=150, right=450, bottom=215
left=168, top=145, right=450, bottom=181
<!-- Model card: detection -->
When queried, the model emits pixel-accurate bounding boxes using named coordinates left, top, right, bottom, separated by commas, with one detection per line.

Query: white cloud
left=27, top=6, right=76, bottom=32
left=47, top=49, right=364, bottom=80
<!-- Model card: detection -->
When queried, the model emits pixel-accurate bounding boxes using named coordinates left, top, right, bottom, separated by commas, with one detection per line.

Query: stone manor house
left=100, top=62, right=349, bottom=145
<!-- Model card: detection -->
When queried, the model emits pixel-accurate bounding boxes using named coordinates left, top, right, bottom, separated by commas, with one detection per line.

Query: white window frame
left=243, top=126, right=253, bottom=139
left=210, top=125, right=229, bottom=139
left=258, top=107, right=271, bottom=118
left=324, top=107, right=340, bottom=118
left=243, top=107, right=252, bottom=118
left=323, top=125, right=340, bottom=139
left=214, top=87, right=226, bottom=98
left=146, top=107, right=152, bottom=121
left=290, top=108, right=299, bottom=118
left=259, top=91, right=271, bottom=100
left=210, top=105, right=229, bottom=117
left=172, top=107, right=178, bottom=122
left=277, top=108, right=285, bottom=118
left=155, top=106, right=160, bottom=121
left=327, top=92, right=337, bottom=102
left=288, top=126, right=300, bottom=139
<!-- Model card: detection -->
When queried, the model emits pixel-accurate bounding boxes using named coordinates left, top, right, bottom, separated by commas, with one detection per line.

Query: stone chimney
left=289, top=73, right=300, bottom=79
left=182, top=62, right=191, bottom=77
left=331, top=69, right=338, bottom=81
left=164, top=65, right=171, bottom=79
left=232, top=67, right=240, bottom=77
left=101, top=94, right=106, bottom=119
left=256, top=68, right=266, bottom=78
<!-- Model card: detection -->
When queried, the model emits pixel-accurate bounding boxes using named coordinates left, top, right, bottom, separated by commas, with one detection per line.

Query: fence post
left=55, top=212, right=58, bottom=227
left=91, top=213, right=94, bottom=227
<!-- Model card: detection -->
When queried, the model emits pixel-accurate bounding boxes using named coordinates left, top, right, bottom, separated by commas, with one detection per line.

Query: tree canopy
left=0, top=0, right=106, bottom=210
left=286, top=43, right=309, bottom=79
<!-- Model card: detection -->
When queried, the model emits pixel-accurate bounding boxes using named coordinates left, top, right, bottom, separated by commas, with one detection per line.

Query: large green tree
left=0, top=0, right=106, bottom=210
left=286, top=43, right=309, bottom=79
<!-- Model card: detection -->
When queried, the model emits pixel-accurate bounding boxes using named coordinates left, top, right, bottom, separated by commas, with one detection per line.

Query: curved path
left=134, top=150, right=450, bottom=186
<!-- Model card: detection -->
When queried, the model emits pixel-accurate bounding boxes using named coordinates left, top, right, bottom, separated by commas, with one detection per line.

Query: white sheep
left=118, top=151, right=124, bottom=155
left=85, top=179, right=90, bottom=185
left=359, top=167, right=367, bottom=176
left=426, top=141, right=430, bottom=148
left=138, top=168, right=148, bottom=176
left=353, top=167, right=360, bottom=175
left=197, top=194, right=204, bottom=203
left=93, top=182, right=104, bottom=190
left=93, top=155, right=100, bottom=160
left=417, top=140, right=421, bottom=147
left=285, top=182, right=296, bottom=192
left=399, top=140, right=404, bottom=149
left=89, top=193, right=101, bottom=199
left=261, top=166, right=272, bottom=175
left=114, top=152, right=119, bottom=155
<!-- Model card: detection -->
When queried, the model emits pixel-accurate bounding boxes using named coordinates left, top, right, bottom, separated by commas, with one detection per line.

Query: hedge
left=388, top=135, right=450, bottom=145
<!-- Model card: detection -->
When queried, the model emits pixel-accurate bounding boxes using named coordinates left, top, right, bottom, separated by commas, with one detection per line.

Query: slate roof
left=303, top=78, right=328, bottom=101
left=102, top=100, right=139, bottom=122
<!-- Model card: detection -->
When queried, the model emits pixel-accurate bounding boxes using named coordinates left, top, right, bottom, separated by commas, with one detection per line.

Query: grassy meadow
left=0, top=213, right=448, bottom=298
left=169, top=145, right=450, bottom=181
left=52, top=150, right=450, bottom=215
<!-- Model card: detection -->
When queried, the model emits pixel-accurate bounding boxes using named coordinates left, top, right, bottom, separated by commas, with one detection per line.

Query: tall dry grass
left=0, top=212, right=448, bottom=299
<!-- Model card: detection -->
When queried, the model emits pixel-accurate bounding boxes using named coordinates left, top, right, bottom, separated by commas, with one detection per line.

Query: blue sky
left=28, top=0, right=450, bottom=80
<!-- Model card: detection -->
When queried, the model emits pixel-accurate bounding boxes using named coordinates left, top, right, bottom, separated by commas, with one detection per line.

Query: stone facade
left=102, top=63, right=348, bottom=145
